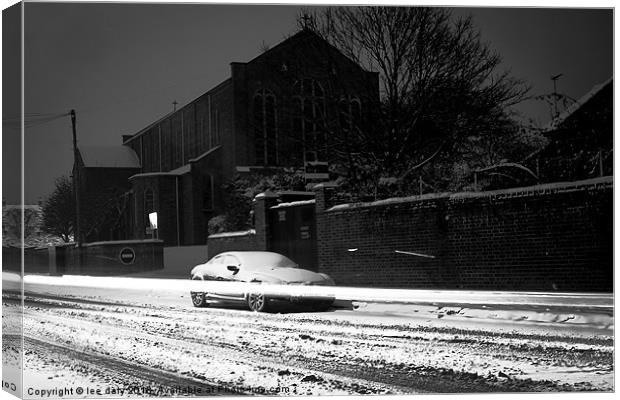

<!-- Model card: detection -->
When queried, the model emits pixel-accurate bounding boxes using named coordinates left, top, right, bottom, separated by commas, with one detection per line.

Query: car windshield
left=238, top=252, right=298, bottom=270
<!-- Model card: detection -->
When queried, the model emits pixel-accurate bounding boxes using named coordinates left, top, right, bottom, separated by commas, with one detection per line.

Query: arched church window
left=144, top=188, right=155, bottom=232
left=144, top=189, right=154, bottom=214
left=293, top=79, right=327, bottom=162
left=253, top=89, right=278, bottom=165
left=339, top=96, right=362, bottom=134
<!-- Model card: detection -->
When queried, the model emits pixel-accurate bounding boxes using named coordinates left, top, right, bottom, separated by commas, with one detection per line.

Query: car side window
left=227, top=255, right=240, bottom=268
left=218, top=255, right=241, bottom=279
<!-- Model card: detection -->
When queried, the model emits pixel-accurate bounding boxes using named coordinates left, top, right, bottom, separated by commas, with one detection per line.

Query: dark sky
left=2, top=3, right=613, bottom=204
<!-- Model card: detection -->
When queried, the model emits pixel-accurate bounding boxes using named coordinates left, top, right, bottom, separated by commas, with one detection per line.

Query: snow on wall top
left=209, top=229, right=256, bottom=239
left=327, top=176, right=612, bottom=212
left=79, top=146, right=141, bottom=168
left=84, top=239, right=164, bottom=247
left=270, top=199, right=316, bottom=209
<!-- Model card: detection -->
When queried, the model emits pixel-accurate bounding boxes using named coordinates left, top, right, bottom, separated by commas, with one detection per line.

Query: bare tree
left=42, top=176, right=75, bottom=242
left=301, top=7, right=531, bottom=194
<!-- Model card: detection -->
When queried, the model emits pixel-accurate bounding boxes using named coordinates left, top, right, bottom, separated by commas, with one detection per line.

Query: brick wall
left=62, top=239, right=164, bottom=276
left=314, top=177, right=613, bottom=292
left=207, top=230, right=260, bottom=258
left=4, top=240, right=164, bottom=276
left=3, top=246, right=50, bottom=274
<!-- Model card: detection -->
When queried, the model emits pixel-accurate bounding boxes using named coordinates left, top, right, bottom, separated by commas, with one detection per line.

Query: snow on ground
left=15, top=293, right=613, bottom=394
left=2, top=334, right=23, bottom=398
left=3, top=272, right=614, bottom=396
left=22, top=349, right=133, bottom=399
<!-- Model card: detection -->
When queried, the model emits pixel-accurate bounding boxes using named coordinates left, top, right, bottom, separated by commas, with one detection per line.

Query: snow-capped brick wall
left=207, top=230, right=259, bottom=258
left=60, top=239, right=164, bottom=276
left=314, top=177, right=612, bottom=292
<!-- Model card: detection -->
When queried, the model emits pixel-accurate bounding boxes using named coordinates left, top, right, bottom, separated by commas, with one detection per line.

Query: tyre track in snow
left=21, top=305, right=403, bottom=395
left=14, top=292, right=614, bottom=393
left=13, top=335, right=234, bottom=397
left=21, top=294, right=613, bottom=373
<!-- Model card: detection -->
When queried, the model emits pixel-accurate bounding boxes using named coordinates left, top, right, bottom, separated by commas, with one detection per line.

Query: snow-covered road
left=2, top=274, right=614, bottom=396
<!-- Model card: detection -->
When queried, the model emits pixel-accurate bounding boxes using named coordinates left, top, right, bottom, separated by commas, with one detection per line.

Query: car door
left=211, top=254, right=246, bottom=303
left=218, top=254, right=242, bottom=281
left=202, top=255, right=224, bottom=280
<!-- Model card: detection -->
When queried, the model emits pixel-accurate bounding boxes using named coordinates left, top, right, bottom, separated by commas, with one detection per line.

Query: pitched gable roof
left=245, top=28, right=371, bottom=74
left=79, top=146, right=141, bottom=168
left=545, top=77, right=613, bottom=132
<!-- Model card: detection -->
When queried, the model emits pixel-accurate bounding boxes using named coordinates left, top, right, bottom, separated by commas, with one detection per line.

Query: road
left=2, top=274, right=614, bottom=397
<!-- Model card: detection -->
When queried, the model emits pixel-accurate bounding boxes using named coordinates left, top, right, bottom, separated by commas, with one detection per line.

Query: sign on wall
left=300, top=226, right=311, bottom=239
left=119, top=247, right=136, bottom=265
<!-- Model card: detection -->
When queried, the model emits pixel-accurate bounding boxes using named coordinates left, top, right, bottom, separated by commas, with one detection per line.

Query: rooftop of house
left=545, top=77, right=613, bottom=132
left=78, top=146, right=141, bottom=169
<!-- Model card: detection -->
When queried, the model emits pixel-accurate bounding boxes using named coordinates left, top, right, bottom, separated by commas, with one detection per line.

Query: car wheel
left=247, top=293, right=268, bottom=312
left=191, top=292, right=207, bottom=307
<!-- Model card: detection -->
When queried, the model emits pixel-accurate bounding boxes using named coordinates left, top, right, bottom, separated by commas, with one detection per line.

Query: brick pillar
left=312, top=183, right=337, bottom=214
left=253, top=190, right=279, bottom=251
left=312, top=183, right=337, bottom=274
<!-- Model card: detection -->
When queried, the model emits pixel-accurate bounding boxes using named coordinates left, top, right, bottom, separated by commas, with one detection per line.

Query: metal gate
left=268, top=202, right=317, bottom=271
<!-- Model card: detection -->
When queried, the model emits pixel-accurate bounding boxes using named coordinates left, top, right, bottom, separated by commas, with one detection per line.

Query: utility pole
left=551, top=73, right=563, bottom=119
left=71, top=109, right=82, bottom=247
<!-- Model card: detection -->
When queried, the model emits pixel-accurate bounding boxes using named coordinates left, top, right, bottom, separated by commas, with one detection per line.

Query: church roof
left=245, top=28, right=369, bottom=74
left=78, top=145, right=141, bottom=168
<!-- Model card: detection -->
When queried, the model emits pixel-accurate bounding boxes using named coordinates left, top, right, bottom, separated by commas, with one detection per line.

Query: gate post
left=253, top=190, right=279, bottom=251
left=312, top=182, right=337, bottom=273
left=313, top=182, right=337, bottom=214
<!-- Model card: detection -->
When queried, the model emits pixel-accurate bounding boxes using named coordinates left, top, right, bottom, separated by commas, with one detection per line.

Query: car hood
left=190, top=264, right=207, bottom=276
left=247, top=267, right=333, bottom=285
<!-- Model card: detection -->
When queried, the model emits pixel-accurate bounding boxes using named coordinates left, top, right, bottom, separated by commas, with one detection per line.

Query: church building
left=77, top=29, right=379, bottom=246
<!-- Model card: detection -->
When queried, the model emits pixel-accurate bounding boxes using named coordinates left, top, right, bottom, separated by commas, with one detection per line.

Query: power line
left=3, top=111, right=69, bottom=121
left=3, top=112, right=69, bottom=131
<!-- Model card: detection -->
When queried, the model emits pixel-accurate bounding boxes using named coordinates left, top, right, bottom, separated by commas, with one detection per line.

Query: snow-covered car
left=190, top=251, right=335, bottom=312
